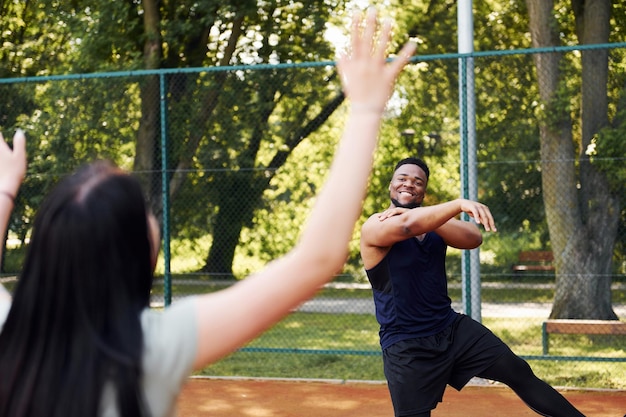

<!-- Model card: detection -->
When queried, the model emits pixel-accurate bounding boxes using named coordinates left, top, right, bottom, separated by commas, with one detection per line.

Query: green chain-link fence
left=1, top=44, right=625, bottom=388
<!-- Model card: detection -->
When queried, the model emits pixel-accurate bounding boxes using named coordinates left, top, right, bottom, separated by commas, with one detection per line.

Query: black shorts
left=382, top=314, right=510, bottom=416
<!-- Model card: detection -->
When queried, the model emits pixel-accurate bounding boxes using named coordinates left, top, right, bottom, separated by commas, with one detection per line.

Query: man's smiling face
left=388, top=163, right=427, bottom=209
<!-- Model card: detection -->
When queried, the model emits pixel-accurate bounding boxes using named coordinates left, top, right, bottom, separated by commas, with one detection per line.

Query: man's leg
left=477, top=351, right=585, bottom=417
left=383, top=332, right=456, bottom=417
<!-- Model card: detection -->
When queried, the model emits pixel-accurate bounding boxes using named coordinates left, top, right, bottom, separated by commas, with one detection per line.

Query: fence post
left=458, top=0, right=482, bottom=322
left=160, top=72, right=172, bottom=307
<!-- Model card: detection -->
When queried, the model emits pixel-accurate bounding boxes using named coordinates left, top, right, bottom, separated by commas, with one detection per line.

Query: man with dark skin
left=360, top=157, right=585, bottom=417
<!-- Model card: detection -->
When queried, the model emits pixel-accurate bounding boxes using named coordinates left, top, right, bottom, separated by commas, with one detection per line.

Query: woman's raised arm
left=0, top=129, right=27, bottom=273
left=192, top=8, right=416, bottom=368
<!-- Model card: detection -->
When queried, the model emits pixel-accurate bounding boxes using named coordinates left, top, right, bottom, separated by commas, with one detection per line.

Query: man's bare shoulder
left=359, top=213, right=392, bottom=269
left=360, top=212, right=383, bottom=234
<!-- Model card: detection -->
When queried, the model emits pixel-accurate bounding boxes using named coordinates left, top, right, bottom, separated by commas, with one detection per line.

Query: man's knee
left=507, top=353, right=534, bottom=377
left=479, top=351, right=534, bottom=384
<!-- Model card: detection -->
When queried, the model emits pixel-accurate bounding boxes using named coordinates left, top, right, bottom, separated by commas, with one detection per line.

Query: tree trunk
left=525, top=0, right=618, bottom=319
left=167, top=13, right=245, bottom=203
left=202, top=170, right=267, bottom=278
left=135, top=0, right=162, bottom=214
left=200, top=92, right=345, bottom=278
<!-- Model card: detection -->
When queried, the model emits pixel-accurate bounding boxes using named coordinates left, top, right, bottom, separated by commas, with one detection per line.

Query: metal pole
left=159, top=73, right=172, bottom=307
left=458, top=0, right=481, bottom=322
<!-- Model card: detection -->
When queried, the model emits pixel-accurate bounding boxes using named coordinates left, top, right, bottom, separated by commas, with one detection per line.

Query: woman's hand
left=0, top=129, right=27, bottom=201
left=336, top=8, right=416, bottom=114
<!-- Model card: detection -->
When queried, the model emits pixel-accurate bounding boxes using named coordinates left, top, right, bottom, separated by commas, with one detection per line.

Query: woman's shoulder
left=141, top=296, right=199, bottom=346
left=140, top=297, right=199, bottom=417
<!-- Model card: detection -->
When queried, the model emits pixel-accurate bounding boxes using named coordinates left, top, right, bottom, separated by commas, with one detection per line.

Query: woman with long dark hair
left=0, top=9, right=416, bottom=417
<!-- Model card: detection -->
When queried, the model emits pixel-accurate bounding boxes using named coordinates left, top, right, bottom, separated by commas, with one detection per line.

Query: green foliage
left=1, top=0, right=625, bottom=281
left=151, top=0, right=348, bottom=275
left=0, top=245, right=27, bottom=275
left=480, top=227, right=551, bottom=276
left=71, top=1, right=144, bottom=72
left=0, top=1, right=80, bottom=77
left=385, top=0, right=550, bottom=240
left=591, top=52, right=626, bottom=198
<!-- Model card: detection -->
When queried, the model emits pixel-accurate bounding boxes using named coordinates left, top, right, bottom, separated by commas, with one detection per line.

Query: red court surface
left=177, top=376, right=626, bottom=416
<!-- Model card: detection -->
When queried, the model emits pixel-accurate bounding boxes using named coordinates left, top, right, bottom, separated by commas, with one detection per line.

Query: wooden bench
left=512, top=250, right=554, bottom=273
left=542, top=319, right=626, bottom=354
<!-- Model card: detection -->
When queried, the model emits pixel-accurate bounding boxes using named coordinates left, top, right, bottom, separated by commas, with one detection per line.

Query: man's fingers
left=466, top=202, right=497, bottom=232
left=477, top=208, right=497, bottom=232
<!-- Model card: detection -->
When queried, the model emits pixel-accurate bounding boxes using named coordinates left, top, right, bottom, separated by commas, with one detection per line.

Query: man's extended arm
left=361, top=198, right=496, bottom=250
left=434, top=218, right=484, bottom=249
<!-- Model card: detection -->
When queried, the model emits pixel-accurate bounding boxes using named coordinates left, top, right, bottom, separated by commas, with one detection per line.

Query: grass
left=196, top=311, right=626, bottom=389
left=198, top=313, right=385, bottom=381
left=150, top=281, right=626, bottom=304
left=197, top=312, right=626, bottom=389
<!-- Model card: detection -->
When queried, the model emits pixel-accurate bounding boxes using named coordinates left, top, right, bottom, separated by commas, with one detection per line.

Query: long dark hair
left=0, top=161, right=154, bottom=417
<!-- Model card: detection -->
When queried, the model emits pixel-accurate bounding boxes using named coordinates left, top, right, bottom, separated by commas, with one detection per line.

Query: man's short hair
left=393, top=157, right=430, bottom=179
